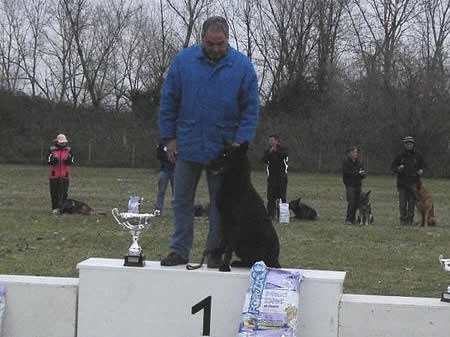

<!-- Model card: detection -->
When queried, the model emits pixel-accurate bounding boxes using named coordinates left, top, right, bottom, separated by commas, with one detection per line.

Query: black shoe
left=207, top=254, right=221, bottom=268
left=160, top=252, right=188, bottom=266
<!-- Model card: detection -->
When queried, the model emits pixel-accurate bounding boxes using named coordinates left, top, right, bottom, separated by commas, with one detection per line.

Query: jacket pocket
left=176, top=119, right=197, bottom=145
left=216, top=122, right=238, bottom=143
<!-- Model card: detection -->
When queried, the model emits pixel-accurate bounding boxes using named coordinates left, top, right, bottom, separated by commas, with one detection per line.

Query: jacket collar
left=196, top=44, right=234, bottom=67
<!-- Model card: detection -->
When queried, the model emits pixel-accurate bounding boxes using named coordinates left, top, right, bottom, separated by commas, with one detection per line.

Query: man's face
left=350, top=149, right=358, bottom=161
left=404, top=142, right=414, bottom=150
left=203, top=30, right=228, bottom=62
left=269, top=137, right=279, bottom=147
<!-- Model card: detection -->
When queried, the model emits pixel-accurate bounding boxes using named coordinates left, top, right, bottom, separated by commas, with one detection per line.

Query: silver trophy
left=439, top=255, right=450, bottom=302
left=112, top=198, right=154, bottom=267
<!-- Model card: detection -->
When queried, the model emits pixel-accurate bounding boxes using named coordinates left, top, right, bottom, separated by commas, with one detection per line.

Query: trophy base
left=124, top=254, right=145, bottom=267
left=441, top=291, right=450, bottom=303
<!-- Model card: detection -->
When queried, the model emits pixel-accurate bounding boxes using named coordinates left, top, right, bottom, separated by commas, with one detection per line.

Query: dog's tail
left=186, top=248, right=209, bottom=270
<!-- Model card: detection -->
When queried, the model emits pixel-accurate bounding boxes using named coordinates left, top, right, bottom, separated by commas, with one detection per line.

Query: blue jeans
left=398, top=186, right=415, bottom=223
left=155, top=169, right=174, bottom=212
left=345, top=186, right=361, bottom=223
left=169, top=160, right=222, bottom=258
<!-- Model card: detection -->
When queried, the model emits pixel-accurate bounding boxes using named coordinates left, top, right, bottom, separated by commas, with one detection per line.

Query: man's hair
left=201, top=16, right=229, bottom=39
left=346, top=146, right=358, bottom=154
left=269, top=134, right=280, bottom=141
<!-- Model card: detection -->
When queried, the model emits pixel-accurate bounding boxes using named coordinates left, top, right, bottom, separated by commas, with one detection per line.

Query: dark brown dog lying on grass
left=61, top=199, right=105, bottom=215
left=410, top=183, right=436, bottom=227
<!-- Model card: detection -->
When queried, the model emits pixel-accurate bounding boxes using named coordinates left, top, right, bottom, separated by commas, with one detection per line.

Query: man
left=159, top=16, right=259, bottom=266
left=153, top=142, right=175, bottom=216
left=391, top=136, right=426, bottom=226
left=262, top=135, right=288, bottom=219
left=342, top=146, right=366, bottom=224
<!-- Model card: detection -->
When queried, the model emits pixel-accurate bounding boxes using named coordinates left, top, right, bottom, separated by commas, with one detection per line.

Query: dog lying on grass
left=410, top=183, right=436, bottom=227
left=288, top=197, right=318, bottom=220
left=61, top=199, right=105, bottom=215
left=208, top=141, right=281, bottom=272
left=357, top=190, right=374, bottom=225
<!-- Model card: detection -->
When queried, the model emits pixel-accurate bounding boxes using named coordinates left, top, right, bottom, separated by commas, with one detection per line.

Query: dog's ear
left=366, top=190, right=371, bottom=196
left=239, top=141, right=249, bottom=152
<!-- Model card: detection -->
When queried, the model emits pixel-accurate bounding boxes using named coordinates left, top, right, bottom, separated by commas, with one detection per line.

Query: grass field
left=0, top=163, right=449, bottom=298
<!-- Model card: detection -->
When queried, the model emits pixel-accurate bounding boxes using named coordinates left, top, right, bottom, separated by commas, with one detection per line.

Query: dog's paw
left=219, top=264, right=231, bottom=272
left=231, top=260, right=250, bottom=267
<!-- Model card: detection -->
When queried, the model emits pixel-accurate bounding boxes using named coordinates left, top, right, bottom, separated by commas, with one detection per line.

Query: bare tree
left=348, top=0, right=419, bottom=90
left=418, top=0, right=450, bottom=73
left=252, top=0, right=318, bottom=106
left=0, top=0, right=25, bottom=91
left=315, top=0, right=347, bottom=97
left=61, top=0, right=134, bottom=107
left=165, top=0, right=215, bottom=48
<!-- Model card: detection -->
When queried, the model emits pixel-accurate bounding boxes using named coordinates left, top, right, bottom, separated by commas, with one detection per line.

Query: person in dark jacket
left=159, top=16, right=259, bottom=267
left=391, top=136, right=426, bottom=226
left=153, top=142, right=175, bottom=216
left=47, top=134, right=74, bottom=215
left=262, top=134, right=288, bottom=219
left=342, top=146, right=366, bottom=224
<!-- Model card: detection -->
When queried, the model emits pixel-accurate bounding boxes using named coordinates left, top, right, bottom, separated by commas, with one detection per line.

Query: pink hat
left=55, top=134, right=68, bottom=144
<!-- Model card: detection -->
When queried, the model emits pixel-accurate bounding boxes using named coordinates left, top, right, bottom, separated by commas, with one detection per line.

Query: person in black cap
left=262, top=134, right=288, bottom=219
left=342, top=146, right=366, bottom=224
left=391, top=136, right=426, bottom=226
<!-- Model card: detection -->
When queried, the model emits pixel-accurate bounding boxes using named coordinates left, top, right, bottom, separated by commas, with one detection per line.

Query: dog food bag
left=238, top=261, right=303, bottom=337
left=0, top=286, right=5, bottom=336
left=278, top=201, right=290, bottom=224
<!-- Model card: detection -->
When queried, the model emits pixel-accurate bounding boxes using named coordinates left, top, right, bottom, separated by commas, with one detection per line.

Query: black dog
left=357, top=190, right=374, bottom=225
left=61, top=199, right=104, bottom=215
left=208, top=141, right=281, bottom=272
left=288, top=198, right=318, bottom=220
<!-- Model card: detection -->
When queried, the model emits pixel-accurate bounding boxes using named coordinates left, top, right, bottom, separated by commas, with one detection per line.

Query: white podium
left=77, top=258, right=345, bottom=337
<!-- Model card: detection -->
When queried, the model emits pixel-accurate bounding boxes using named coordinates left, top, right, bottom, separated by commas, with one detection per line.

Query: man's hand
left=166, top=139, right=177, bottom=163
left=417, top=169, right=424, bottom=176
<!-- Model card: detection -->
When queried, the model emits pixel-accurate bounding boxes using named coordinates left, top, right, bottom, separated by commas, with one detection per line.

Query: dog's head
left=410, top=183, right=425, bottom=198
left=289, top=197, right=318, bottom=220
left=208, top=139, right=249, bottom=175
left=289, top=198, right=301, bottom=210
left=80, top=204, right=94, bottom=215
left=359, top=190, right=371, bottom=209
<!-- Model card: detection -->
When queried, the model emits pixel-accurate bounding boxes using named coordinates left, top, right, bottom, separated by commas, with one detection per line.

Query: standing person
left=47, top=134, right=74, bottom=215
left=261, top=135, right=288, bottom=219
left=153, top=142, right=175, bottom=216
left=391, top=136, right=426, bottom=226
left=342, top=146, right=366, bottom=225
left=159, top=16, right=259, bottom=267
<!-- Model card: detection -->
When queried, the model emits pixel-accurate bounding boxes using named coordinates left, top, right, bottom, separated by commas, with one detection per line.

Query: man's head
left=403, top=136, right=415, bottom=151
left=346, top=146, right=358, bottom=161
left=268, top=134, right=280, bottom=147
left=201, top=16, right=229, bottom=63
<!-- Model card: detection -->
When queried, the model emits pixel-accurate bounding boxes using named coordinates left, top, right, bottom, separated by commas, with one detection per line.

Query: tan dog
left=410, top=183, right=436, bottom=227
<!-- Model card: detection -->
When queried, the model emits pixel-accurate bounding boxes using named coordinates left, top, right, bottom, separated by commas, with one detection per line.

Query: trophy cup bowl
left=439, top=255, right=450, bottom=302
left=112, top=208, right=154, bottom=267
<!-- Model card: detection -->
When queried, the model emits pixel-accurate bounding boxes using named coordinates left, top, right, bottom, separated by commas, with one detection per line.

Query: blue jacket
left=159, top=44, right=259, bottom=164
